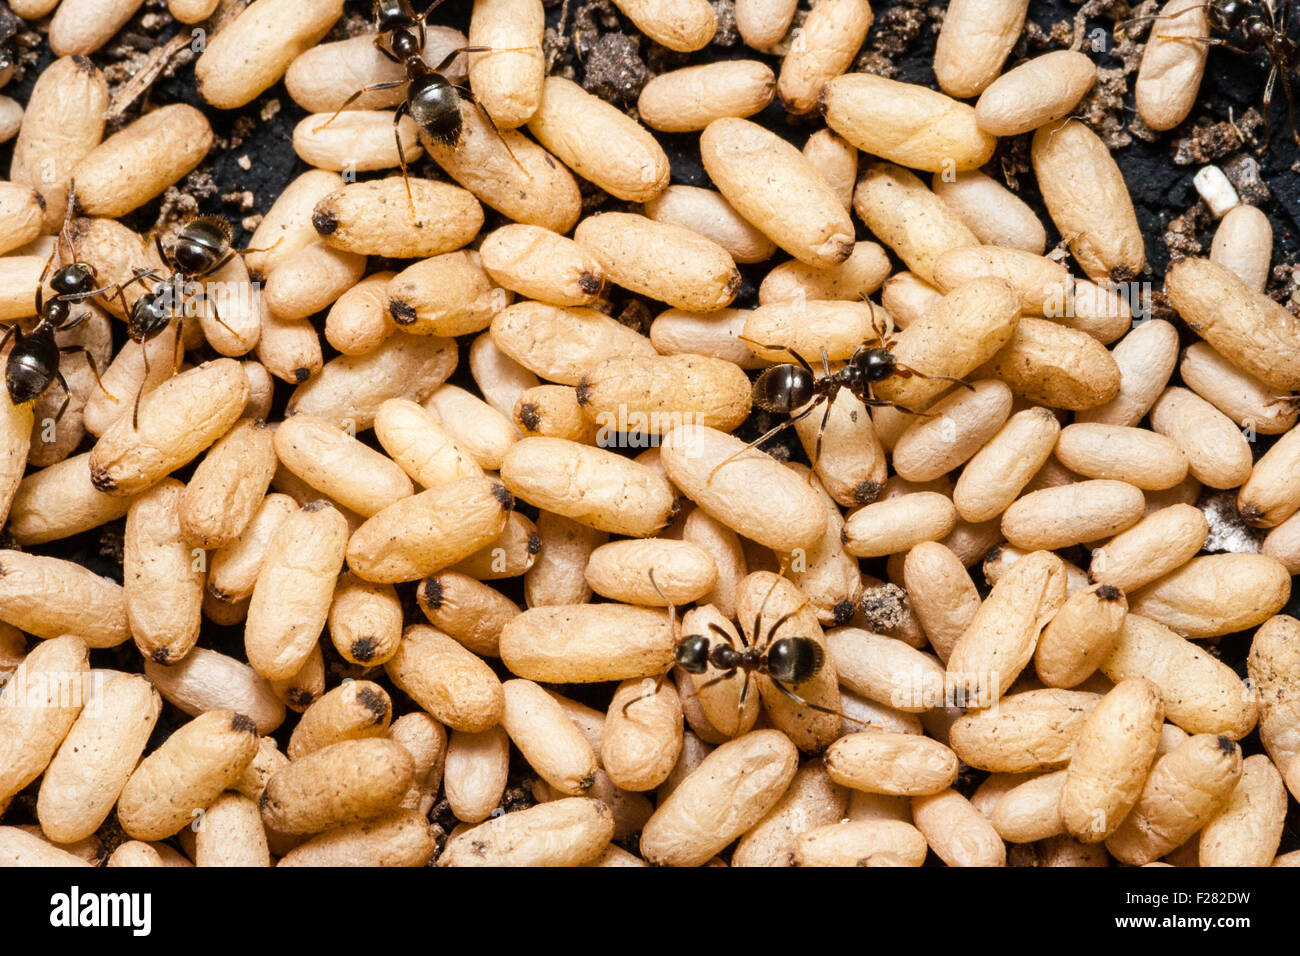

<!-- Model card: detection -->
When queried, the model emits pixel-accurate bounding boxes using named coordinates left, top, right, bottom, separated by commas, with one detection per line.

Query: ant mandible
left=114, top=215, right=260, bottom=428
left=314, top=0, right=534, bottom=213
left=709, top=308, right=973, bottom=483
left=623, top=571, right=876, bottom=733
left=1137, top=0, right=1300, bottom=149
left=2, top=186, right=116, bottom=421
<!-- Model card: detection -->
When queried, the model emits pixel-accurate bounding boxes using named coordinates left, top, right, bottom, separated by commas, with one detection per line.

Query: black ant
left=2, top=189, right=116, bottom=421
left=1130, top=0, right=1300, bottom=149
left=113, top=215, right=260, bottom=427
left=710, top=310, right=973, bottom=483
left=314, top=0, right=533, bottom=213
left=623, top=571, right=876, bottom=732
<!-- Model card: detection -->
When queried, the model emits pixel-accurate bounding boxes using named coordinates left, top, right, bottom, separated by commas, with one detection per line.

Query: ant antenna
left=620, top=569, right=674, bottom=718
left=1116, top=2, right=1211, bottom=36
left=57, top=179, right=80, bottom=262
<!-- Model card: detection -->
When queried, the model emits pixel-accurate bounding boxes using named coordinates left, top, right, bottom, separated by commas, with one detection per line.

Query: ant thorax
left=389, top=29, right=422, bottom=62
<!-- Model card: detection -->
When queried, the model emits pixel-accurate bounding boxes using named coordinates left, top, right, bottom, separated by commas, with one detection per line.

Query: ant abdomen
left=168, top=216, right=234, bottom=276
left=408, top=72, right=463, bottom=146
left=765, top=636, right=825, bottom=686
left=753, top=364, right=815, bottom=414
left=6, top=340, right=57, bottom=404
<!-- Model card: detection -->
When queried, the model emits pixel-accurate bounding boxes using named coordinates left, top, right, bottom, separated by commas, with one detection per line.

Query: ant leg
left=59, top=345, right=117, bottom=402
left=807, top=397, right=834, bottom=483
left=1277, top=67, right=1300, bottom=150
left=692, top=669, right=740, bottom=694
left=706, top=399, right=822, bottom=484
left=35, top=241, right=58, bottom=315
left=373, top=34, right=401, bottom=63
left=708, top=621, right=741, bottom=649
left=859, top=393, right=934, bottom=418
left=759, top=608, right=802, bottom=656
left=131, top=342, right=153, bottom=431
left=53, top=371, right=71, bottom=423
left=193, top=290, right=238, bottom=339
left=737, top=335, right=817, bottom=376
left=0, top=324, right=18, bottom=353
left=109, top=267, right=161, bottom=310
left=58, top=309, right=90, bottom=333
left=313, top=81, right=406, bottom=133
left=433, top=44, right=535, bottom=74
left=771, top=680, right=881, bottom=731
left=1156, top=33, right=1251, bottom=54
left=391, top=101, right=420, bottom=222
left=206, top=251, right=236, bottom=275
left=171, top=319, right=185, bottom=375
left=1259, top=65, right=1280, bottom=153
left=109, top=272, right=150, bottom=321
left=456, top=84, right=530, bottom=177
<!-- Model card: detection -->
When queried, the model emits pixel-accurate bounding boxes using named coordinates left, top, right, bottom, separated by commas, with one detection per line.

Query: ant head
left=854, top=346, right=896, bottom=384
left=49, top=262, right=96, bottom=299
left=753, top=363, right=815, bottom=414
left=1240, top=14, right=1270, bottom=49
left=375, top=0, right=418, bottom=32
left=766, top=636, right=824, bottom=685
left=674, top=634, right=711, bottom=674
left=1211, top=0, right=1249, bottom=31
left=129, top=287, right=174, bottom=341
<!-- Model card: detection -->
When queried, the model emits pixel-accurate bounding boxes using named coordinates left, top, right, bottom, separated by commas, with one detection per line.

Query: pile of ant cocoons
left=2, top=0, right=1300, bottom=869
